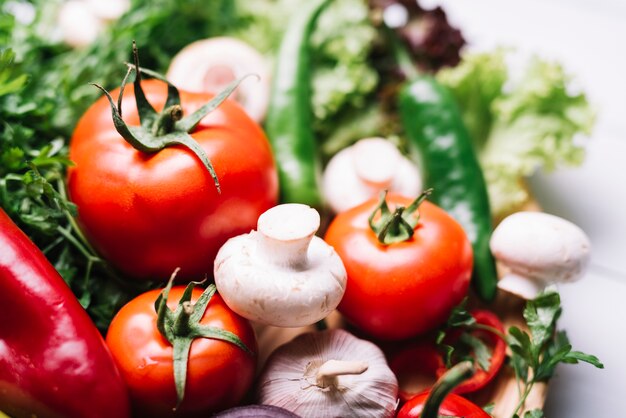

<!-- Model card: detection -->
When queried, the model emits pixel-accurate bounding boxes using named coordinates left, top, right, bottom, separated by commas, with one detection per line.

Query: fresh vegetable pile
left=0, top=0, right=603, bottom=417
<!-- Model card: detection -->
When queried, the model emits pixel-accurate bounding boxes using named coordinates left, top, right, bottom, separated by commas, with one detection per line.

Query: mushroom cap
left=322, top=138, right=422, bottom=214
left=166, top=37, right=270, bottom=122
left=214, top=232, right=347, bottom=327
left=490, top=211, right=591, bottom=285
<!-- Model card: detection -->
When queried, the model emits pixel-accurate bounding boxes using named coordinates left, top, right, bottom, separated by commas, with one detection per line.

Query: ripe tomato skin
left=105, top=287, right=257, bottom=417
left=67, top=79, right=278, bottom=280
left=324, top=194, right=472, bottom=340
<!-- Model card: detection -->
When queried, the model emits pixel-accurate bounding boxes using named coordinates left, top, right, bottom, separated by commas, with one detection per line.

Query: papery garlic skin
left=214, top=204, right=347, bottom=327
left=258, top=329, right=398, bottom=418
left=322, top=137, right=422, bottom=214
left=490, top=211, right=591, bottom=299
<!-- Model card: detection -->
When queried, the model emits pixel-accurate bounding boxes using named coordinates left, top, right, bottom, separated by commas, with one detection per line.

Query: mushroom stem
left=497, top=273, right=545, bottom=300
left=315, top=360, right=369, bottom=389
left=256, top=204, right=321, bottom=269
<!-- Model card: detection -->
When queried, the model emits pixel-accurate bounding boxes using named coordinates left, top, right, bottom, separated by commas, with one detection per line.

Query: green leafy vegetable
left=508, top=291, right=603, bottom=416
left=436, top=300, right=495, bottom=372
left=0, top=0, right=245, bottom=332
left=482, top=403, right=495, bottom=416
left=235, top=0, right=381, bottom=153
left=438, top=50, right=595, bottom=217
left=516, top=410, right=545, bottom=418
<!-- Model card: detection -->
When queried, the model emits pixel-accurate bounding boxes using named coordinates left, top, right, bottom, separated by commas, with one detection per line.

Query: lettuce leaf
left=234, top=0, right=379, bottom=148
left=438, top=50, right=595, bottom=217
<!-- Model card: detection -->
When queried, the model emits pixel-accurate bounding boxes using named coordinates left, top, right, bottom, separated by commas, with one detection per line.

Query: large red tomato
left=67, top=79, right=278, bottom=280
left=324, top=193, right=472, bottom=340
left=106, top=285, right=257, bottom=417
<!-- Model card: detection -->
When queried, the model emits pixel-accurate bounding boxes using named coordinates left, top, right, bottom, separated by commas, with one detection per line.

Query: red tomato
left=397, top=391, right=490, bottom=418
left=106, top=286, right=257, bottom=417
left=67, top=79, right=278, bottom=280
left=324, top=194, right=472, bottom=340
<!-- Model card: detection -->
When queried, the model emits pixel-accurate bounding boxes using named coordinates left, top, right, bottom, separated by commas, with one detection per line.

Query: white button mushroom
left=214, top=204, right=347, bottom=327
left=85, top=0, right=130, bottom=21
left=166, top=37, right=270, bottom=123
left=490, top=211, right=591, bottom=300
left=322, top=137, right=422, bottom=213
left=258, top=329, right=398, bottom=418
left=57, top=0, right=104, bottom=48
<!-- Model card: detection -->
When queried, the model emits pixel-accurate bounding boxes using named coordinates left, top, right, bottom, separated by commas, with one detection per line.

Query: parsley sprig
left=508, top=291, right=603, bottom=417
left=0, top=0, right=244, bottom=332
left=439, top=292, right=603, bottom=417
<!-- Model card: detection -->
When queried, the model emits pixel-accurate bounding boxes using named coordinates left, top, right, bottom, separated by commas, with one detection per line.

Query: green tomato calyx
left=92, top=41, right=254, bottom=193
left=154, top=268, right=254, bottom=410
left=368, top=188, right=432, bottom=245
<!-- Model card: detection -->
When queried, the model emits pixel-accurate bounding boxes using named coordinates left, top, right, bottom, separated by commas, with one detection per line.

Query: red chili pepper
left=0, top=209, right=131, bottom=418
left=397, top=362, right=490, bottom=418
left=389, top=342, right=442, bottom=404
left=390, top=309, right=506, bottom=403
left=397, top=391, right=491, bottom=418
left=442, top=309, right=506, bottom=394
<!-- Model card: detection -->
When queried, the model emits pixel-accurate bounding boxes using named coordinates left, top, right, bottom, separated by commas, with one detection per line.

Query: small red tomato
left=106, top=285, right=257, bottom=417
left=324, top=193, right=473, bottom=340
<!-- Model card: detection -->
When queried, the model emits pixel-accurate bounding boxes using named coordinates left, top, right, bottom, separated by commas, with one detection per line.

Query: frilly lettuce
left=438, top=50, right=595, bottom=217
left=235, top=0, right=379, bottom=145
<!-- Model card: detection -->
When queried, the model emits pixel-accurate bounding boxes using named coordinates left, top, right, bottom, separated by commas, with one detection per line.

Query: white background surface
left=420, top=0, right=626, bottom=416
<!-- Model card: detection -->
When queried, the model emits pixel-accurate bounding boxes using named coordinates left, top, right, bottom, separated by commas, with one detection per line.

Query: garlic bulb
left=258, top=329, right=398, bottom=418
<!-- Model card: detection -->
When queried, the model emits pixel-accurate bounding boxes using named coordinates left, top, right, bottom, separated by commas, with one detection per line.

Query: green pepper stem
left=383, top=24, right=419, bottom=80
left=421, top=361, right=475, bottom=418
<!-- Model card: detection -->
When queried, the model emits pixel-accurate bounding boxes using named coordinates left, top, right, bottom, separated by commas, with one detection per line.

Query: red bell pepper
left=0, top=209, right=130, bottom=418
left=442, top=309, right=506, bottom=394
left=397, top=362, right=490, bottom=418
left=390, top=309, right=506, bottom=403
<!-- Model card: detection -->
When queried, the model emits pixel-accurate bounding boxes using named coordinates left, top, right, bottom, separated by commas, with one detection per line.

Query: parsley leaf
left=508, top=291, right=603, bottom=416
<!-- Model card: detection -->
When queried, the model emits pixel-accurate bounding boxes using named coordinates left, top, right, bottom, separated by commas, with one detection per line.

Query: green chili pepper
left=264, top=0, right=331, bottom=208
left=392, top=32, right=498, bottom=302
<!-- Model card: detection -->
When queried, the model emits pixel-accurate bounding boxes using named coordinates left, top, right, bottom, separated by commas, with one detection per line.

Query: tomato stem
left=152, top=104, right=183, bottom=136
left=368, top=189, right=432, bottom=245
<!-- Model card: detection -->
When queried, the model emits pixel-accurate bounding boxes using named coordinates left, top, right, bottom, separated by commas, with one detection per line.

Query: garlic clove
left=490, top=211, right=591, bottom=299
left=214, top=204, right=346, bottom=327
left=322, top=137, right=422, bottom=214
left=258, top=329, right=398, bottom=418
